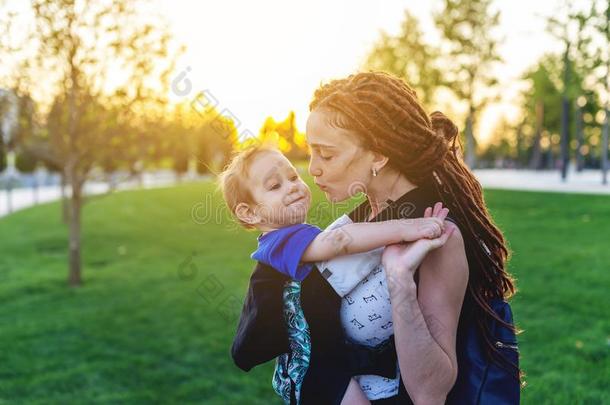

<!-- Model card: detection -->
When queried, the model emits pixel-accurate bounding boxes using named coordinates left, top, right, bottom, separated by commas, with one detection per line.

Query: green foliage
left=433, top=0, right=502, bottom=110
left=18, top=0, right=182, bottom=185
left=257, top=111, right=308, bottom=161
left=0, top=133, right=6, bottom=173
left=2, top=0, right=185, bottom=285
left=172, top=149, right=189, bottom=175
left=479, top=117, right=519, bottom=167
left=364, top=11, right=442, bottom=108
left=547, top=1, right=601, bottom=98
left=0, top=93, right=7, bottom=172
left=433, top=0, right=503, bottom=167
left=520, top=49, right=603, bottom=169
left=195, top=109, right=236, bottom=175
left=539, top=2, right=607, bottom=170
left=15, top=147, right=37, bottom=173
left=13, top=94, right=35, bottom=147
left=522, top=55, right=563, bottom=135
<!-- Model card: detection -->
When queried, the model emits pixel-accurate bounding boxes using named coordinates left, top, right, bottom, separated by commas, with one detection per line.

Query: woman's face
left=305, top=109, right=376, bottom=202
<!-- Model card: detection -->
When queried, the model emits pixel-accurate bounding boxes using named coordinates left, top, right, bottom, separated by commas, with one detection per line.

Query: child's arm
left=302, top=206, right=448, bottom=263
left=340, top=378, right=371, bottom=405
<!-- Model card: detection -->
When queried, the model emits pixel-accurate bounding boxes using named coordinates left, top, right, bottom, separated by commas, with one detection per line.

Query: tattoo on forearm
left=423, top=313, right=447, bottom=340
left=322, top=228, right=352, bottom=255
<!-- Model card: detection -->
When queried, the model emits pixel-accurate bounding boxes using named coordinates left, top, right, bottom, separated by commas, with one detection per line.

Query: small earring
left=372, top=167, right=378, bottom=177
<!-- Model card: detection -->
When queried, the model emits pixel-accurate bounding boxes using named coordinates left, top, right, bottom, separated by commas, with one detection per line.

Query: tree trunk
left=575, top=102, right=584, bottom=172
left=560, top=42, right=570, bottom=181
left=515, top=123, right=523, bottom=168
left=603, top=104, right=609, bottom=185
left=106, top=172, right=117, bottom=193
left=465, top=109, right=476, bottom=169
left=602, top=47, right=609, bottom=184
left=560, top=95, right=570, bottom=180
left=602, top=0, right=610, bottom=185
left=61, top=172, right=69, bottom=223
left=529, top=100, right=544, bottom=170
left=67, top=177, right=82, bottom=287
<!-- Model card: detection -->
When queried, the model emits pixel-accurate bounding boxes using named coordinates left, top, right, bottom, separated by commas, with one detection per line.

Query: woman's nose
left=308, top=157, right=322, bottom=177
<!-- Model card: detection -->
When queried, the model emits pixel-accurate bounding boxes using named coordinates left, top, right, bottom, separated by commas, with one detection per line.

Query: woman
left=232, top=71, right=520, bottom=404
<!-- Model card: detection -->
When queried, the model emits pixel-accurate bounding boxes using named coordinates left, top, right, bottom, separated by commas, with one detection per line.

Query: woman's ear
left=371, top=151, right=390, bottom=172
left=235, top=202, right=259, bottom=226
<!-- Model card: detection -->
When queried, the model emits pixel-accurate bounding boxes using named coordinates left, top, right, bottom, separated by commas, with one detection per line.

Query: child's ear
left=235, top=202, right=259, bottom=226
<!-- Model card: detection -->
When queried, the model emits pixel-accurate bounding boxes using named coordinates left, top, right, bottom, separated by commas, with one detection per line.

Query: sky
left=155, top=0, right=567, bottom=146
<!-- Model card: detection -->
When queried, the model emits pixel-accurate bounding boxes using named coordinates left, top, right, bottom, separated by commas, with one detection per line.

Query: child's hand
left=423, top=201, right=450, bottom=222
left=383, top=222, right=456, bottom=282
left=385, top=202, right=454, bottom=284
left=400, top=202, right=449, bottom=242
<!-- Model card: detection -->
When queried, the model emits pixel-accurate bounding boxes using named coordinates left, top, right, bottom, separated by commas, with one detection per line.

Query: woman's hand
left=400, top=216, right=444, bottom=242
left=382, top=203, right=455, bottom=288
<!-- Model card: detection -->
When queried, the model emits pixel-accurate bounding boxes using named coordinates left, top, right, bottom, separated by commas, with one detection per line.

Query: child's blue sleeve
left=251, top=224, right=322, bottom=281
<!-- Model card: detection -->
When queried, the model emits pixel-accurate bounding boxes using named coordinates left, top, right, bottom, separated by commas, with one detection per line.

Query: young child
left=219, top=144, right=448, bottom=404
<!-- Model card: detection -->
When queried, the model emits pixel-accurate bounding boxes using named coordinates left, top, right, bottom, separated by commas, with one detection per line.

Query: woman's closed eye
left=311, top=148, right=333, bottom=161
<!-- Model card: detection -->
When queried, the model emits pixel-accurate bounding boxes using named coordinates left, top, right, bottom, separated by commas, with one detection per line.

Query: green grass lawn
left=0, top=179, right=609, bottom=404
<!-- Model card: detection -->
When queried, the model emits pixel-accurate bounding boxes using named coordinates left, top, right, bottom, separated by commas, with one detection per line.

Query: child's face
left=244, top=150, right=312, bottom=230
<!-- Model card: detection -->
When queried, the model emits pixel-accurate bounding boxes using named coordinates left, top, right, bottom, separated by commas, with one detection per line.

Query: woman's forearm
left=389, top=279, right=457, bottom=404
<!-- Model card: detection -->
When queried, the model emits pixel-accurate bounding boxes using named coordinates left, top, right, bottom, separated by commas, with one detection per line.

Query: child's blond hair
left=218, top=143, right=279, bottom=229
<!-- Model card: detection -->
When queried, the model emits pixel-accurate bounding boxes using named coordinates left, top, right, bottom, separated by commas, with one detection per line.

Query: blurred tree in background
left=479, top=116, right=518, bottom=168
left=504, top=0, right=608, bottom=174
left=13, top=93, right=40, bottom=203
left=547, top=2, right=596, bottom=179
left=0, top=0, right=182, bottom=286
left=520, top=54, right=566, bottom=170
left=365, top=0, right=503, bottom=168
left=0, top=130, right=6, bottom=174
left=592, top=0, right=610, bottom=183
left=364, top=11, right=442, bottom=108
left=434, top=0, right=503, bottom=169
left=194, top=106, right=238, bottom=175
left=364, top=0, right=609, bottom=177
left=0, top=96, right=7, bottom=174
left=257, top=111, right=308, bottom=160
left=165, top=104, right=192, bottom=181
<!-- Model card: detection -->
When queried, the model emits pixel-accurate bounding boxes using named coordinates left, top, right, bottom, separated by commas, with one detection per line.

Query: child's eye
left=269, top=183, right=280, bottom=191
left=290, top=175, right=299, bottom=181
left=321, top=155, right=333, bottom=161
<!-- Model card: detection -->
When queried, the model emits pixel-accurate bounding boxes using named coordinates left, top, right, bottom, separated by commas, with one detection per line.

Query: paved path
left=1, top=169, right=608, bottom=218
left=0, top=172, right=188, bottom=218
left=474, top=169, right=610, bottom=195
